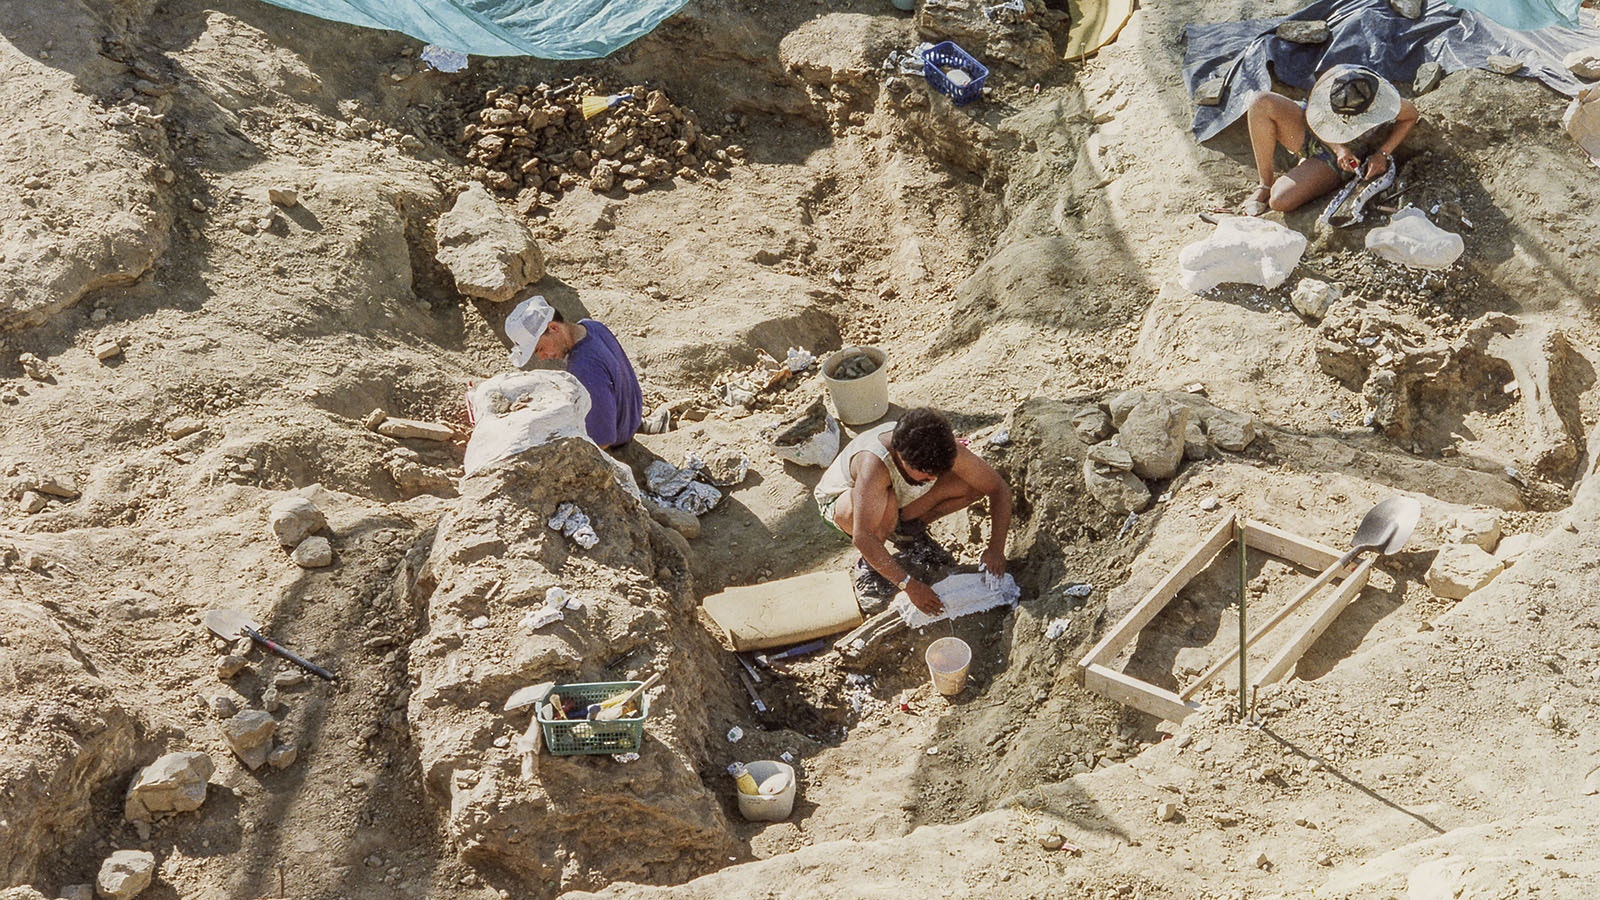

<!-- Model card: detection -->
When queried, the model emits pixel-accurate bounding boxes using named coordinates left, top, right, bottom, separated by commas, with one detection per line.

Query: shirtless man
left=814, top=408, right=1012, bottom=614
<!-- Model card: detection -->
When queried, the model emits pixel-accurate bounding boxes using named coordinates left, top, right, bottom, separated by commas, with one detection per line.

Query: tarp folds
left=256, top=0, right=689, bottom=60
left=1184, top=0, right=1600, bottom=141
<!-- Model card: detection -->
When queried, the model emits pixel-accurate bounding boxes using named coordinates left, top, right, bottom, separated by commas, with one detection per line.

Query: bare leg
left=832, top=487, right=897, bottom=540
left=1245, top=92, right=1309, bottom=189
left=1269, top=157, right=1342, bottom=213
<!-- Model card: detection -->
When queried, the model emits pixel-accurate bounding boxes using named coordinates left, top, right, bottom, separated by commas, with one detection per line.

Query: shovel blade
left=203, top=609, right=258, bottom=641
left=1350, top=496, right=1423, bottom=556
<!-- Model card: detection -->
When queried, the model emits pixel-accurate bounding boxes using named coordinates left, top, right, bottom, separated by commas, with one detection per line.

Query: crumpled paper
left=547, top=502, right=598, bottom=549
left=644, top=458, right=725, bottom=515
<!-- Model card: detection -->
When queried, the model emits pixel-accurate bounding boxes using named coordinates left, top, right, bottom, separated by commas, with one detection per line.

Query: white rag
left=892, top=571, right=1021, bottom=629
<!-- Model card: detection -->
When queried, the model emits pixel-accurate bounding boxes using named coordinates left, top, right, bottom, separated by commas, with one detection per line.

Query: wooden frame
left=1077, top=515, right=1374, bottom=720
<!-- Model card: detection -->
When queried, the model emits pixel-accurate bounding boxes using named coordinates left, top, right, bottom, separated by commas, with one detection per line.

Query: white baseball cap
left=506, top=295, right=555, bottom=368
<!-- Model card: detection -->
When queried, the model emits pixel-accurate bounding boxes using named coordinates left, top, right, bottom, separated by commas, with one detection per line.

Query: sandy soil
left=4, top=0, right=1600, bottom=898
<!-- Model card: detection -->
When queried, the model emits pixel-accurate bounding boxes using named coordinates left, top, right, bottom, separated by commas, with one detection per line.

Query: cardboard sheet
left=701, top=570, right=865, bottom=651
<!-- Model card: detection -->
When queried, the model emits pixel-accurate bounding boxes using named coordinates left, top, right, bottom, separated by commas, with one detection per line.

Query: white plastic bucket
left=925, top=637, right=972, bottom=696
left=736, top=760, right=797, bottom=822
left=821, top=346, right=890, bottom=425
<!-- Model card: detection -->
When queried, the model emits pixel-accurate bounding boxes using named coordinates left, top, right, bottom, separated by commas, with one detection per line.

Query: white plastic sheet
left=892, top=571, right=1021, bottom=629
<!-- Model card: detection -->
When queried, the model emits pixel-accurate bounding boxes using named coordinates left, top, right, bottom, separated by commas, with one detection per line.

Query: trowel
left=1180, top=496, right=1422, bottom=700
left=203, top=609, right=337, bottom=682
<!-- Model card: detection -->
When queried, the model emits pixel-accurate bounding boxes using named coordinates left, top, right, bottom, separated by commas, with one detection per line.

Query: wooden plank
left=1180, top=548, right=1355, bottom=700
left=1079, top=514, right=1237, bottom=668
left=1254, top=554, right=1377, bottom=687
left=1085, top=664, right=1200, bottom=722
left=1241, top=521, right=1341, bottom=570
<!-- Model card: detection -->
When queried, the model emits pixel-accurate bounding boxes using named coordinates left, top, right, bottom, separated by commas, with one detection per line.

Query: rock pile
left=268, top=494, right=333, bottom=569
left=458, top=79, right=742, bottom=203
left=1076, top=390, right=1258, bottom=515
left=123, top=751, right=214, bottom=823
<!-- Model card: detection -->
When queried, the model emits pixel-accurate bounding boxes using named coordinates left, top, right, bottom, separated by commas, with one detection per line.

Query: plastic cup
left=925, top=637, right=972, bottom=696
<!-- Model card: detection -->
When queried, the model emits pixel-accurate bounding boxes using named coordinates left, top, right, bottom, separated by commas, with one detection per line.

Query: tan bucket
left=821, top=346, right=890, bottom=425
left=925, top=636, right=972, bottom=696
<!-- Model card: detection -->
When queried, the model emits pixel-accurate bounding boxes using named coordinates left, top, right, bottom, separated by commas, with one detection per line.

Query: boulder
left=1071, top=405, right=1113, bottom=443
left=1446, top=510, right=1501, bottom=552
left=1425, top=543, right=1505, bottom=600
left=1107, top=391, right=1146, bottom=428
left=124, top=751, right=215, bottom=822
left=1414, top=61, right=1444, bottom=95
left=650, top=505, right=701, bottom=540
left=95, top=850, right=155, bottom=900
left=1183, top=419, right=1209, bottom=460
left=434, top=182, right=546, bottom=302
left=223, top=709, right=277, bottom=770
left=1206, top=409, right=1257, bottom=452
left=1086, top=441, right=1134, bottom=472
left=1083, top=457, right=1151, bottom=515
left=1119, top=399, right=1189, bottom=480
left=1495, top=532, right=1533, bottom=566
left=268, top=497, right=325, bottom=547
left=291, top=535, right=334, bottom=568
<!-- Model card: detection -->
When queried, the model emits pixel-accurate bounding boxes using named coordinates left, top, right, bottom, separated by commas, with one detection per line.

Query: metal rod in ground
left=1238, top=517, right=1248, bottom=721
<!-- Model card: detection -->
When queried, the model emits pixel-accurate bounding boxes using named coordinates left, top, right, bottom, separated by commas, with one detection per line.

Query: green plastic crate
left=537, top=681, right=649, bottom=757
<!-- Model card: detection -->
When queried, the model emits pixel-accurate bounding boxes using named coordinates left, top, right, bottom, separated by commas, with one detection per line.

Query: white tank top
left=814, top=422, right=936, bottom=511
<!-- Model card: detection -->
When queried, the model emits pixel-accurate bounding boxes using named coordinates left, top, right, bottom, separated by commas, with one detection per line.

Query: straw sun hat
left=1304, top=64, right=1402, bottom=144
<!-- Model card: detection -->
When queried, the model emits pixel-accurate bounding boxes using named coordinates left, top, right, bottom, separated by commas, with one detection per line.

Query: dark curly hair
left=891, top=408, right=957, bottom=475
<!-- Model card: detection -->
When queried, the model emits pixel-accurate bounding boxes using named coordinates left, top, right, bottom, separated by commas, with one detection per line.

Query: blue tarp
left=256, top=0, right=689, bottom=60
left=1445, top=0, right=1580, bottom=31
left=1184, top=0, right=1600, bottom=141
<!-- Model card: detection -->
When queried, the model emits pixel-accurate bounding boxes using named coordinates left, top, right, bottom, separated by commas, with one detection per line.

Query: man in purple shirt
left=507, top=296, right=642, bottom=449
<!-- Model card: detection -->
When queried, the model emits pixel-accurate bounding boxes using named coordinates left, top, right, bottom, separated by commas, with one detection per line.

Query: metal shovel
left=204, top=609, right=337, bottom=682
left=1181, top=496, right=1422, bottom=700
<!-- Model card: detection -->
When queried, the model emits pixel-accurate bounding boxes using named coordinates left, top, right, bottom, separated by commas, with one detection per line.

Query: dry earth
left=3, top=0, right=1600, bottom=898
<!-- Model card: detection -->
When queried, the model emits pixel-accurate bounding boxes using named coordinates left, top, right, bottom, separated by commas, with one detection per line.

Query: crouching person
left=814, top=408, right=1012, bottom=615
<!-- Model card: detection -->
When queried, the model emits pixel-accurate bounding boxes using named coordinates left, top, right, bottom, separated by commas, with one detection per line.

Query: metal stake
left=1238, top=517, right=1248, bottom=720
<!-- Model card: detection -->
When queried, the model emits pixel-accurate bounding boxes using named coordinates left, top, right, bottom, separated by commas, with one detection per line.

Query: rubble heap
left=458, top=78, right=744, bottom=204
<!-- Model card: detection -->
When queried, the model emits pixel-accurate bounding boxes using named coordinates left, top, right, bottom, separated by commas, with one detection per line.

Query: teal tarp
left=1444, top=0, right=1580, bottom=30
left=257, top=0, right=689, bottom=59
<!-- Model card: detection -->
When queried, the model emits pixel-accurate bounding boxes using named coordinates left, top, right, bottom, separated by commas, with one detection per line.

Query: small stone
left=1388, top=0, right=1422, bottom=17
left=1316, top=851, right=1334, bottom=866
left=1036, top=825, right=1066, bottom=850
left=267, top=744, right=298, bottom=769
left=1486, top=54, right=1523, bottom=75
left=209, top=695, right=237, bottom=718
left=1414, top=61, right=1444, bottom=95
left=1254, top=850, right=1271, bottom=869
left=1535, top=703, right=1560, bottom=729
left=292, top=536, right=334, bottom=568
left=1157, top=801, right=1178, bottom=822
left=96, top=850, right=156, bottom=900
left=1276, top=20, right=1330, bottom=43
left=1566, top=47, right=1600, bottom=80
left=273, top=670, right=306, bottom=689
left=269, top=497, right=325, bottom=547
left=124, top=751, right=215, bottom=822
left=470, top=615, right=490, bottom=629
left=215, top=655, right=246, bottom=679
left=364, top=409, right=388, bottom=431
left=1195, top=78, right=1226, bottom=107
left=164, top=417, right=204, bottom=439
left=262, top=686, right=282, bottom=713
left=1200, top=497, right=1220, bottom=511
left=18, top=491, right=47, bottom=514
left=1291, top=278, right=1340, bottom=320
left=95, top=341, right=123, bottom=361
left=375, top=418, right=455, bottom=441
left=267, top=187, right=299, bottom=207
left=224, top=709, right=277, bottom=770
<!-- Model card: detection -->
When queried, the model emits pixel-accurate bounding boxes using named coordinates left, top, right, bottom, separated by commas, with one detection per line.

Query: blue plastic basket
left=922, top=41, right=989, bottom=106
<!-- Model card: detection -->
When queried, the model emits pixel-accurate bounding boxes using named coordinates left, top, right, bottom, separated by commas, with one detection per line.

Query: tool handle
left=601, top=671, right=662, bottom=709
left=248, top=628, right=336, bottom=681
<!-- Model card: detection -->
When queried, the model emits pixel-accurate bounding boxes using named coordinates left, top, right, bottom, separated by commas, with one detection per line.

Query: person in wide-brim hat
left=1236, top=64, right=1419, bottom=215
